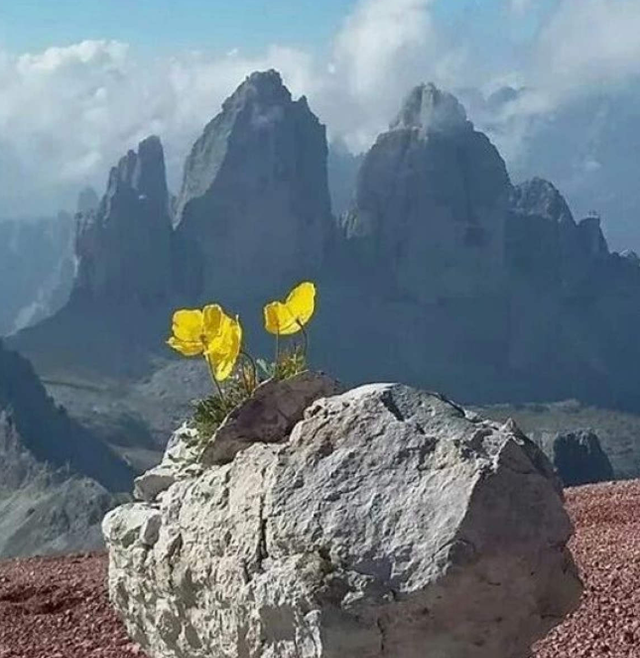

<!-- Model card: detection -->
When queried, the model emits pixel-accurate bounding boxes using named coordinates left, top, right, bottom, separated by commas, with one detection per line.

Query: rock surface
left=134, top=372, right=342, bottom=502
left=342, top=82, right=511, bottom=303
left=201, top=371, right=343, bottom=466
left=173, top=70, right=334, bottom=302
left=73, top=135, right=173, bottom=305
left=552, top=429, right=615, bottom=487
left=104, top=382, right=581, bottom=658
left=0, top=340, right=133, bottom=558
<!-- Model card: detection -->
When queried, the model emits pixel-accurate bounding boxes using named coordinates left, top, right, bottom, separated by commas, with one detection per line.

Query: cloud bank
left=1, top=0, right=640, bottom=219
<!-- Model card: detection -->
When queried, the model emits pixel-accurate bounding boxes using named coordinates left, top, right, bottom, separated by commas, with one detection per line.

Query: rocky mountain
left=0, top=340, right=133, bottom=557
left=72, top=136, right=172, bottom=306
left=0, top=212, right=75, bottom=335
left=173, top=69, right=334, bottom=304
left=327, top=139, right=363, bottom=218
left=461, top=84, right=640, bottom=253
left=8, top=71, right=640, bottom=487
left=506, top=177, right=640, bottom=406
left=342, top=83, right=510, bottom=303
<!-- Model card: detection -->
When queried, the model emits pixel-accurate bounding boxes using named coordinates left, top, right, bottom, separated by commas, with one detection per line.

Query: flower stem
left=274, top=332, right=280, bottom=379
left=297, top=321, right=309, bottom=361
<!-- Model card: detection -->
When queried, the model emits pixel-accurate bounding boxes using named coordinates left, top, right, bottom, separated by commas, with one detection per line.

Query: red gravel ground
left=0, top=480, right=638, bottom=658
left=533, top=480, right=640, bottom=658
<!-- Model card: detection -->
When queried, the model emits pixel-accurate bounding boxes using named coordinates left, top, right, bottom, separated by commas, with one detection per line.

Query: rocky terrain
left=477, top=400, right=640, bottom=481
left=10, top=70, right=640, bottom=415
left=0, top=340, right=133, bottom=558
left=4, top=69, right=640, bottom=560
left=1, top=468, right=637, bottom=656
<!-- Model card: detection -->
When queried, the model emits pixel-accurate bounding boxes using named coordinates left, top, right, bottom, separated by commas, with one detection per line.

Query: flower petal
left=207, top=316, right=243, bottom=380
left=202, top=304, right=225, bottom=344
left=167, top=336, right=203, bottom=357
left=284, top=281, right=316, bottom=328
left=264, top=301, right=298, bottom=335
left=171, top=309, right=204, bottom=343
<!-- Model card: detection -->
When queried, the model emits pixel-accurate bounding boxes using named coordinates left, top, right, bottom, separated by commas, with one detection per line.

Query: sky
left=0, top=0, right=539, bottom=54
left=1, top=0, right=640, bottom=220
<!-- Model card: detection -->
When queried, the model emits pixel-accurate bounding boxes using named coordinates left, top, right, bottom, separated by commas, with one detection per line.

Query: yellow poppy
left=206, top=314, right=243, bottom=381
left=264, top=281, right=316, bottom=335
left=167, top=305, right=233, bottom=356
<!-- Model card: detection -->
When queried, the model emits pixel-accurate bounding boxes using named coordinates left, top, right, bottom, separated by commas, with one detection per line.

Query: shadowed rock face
left=0, top=340, right=134, bottom=558
left=552, top=429, right=614, bottom=487
left=0, top=340, right=133, bottom=492
left=342, top=83, right=511, bottom=304
left=73, top=136, right=173, bottom=306
left=505, top=177, right=640, bottom=407
left=174, top=70, right=334, bottom=303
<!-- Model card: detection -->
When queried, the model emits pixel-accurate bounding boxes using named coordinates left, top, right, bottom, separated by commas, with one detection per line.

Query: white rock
left=104, top=383, right=582, bottom=658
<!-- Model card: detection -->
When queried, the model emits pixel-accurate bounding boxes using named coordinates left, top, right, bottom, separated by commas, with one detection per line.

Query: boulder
left=133, top=424, right=203, bottom=503
left=552, top=429, right=615, bottom=487
left=104, top=382, right=581, bottom=658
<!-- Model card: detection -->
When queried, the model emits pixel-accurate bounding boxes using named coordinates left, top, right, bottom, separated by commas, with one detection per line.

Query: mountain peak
left=221, top=69, right=292, bottom=113
left=390, top=83, right=471, bottom=135
left=107, top=135, right=167, bottom=201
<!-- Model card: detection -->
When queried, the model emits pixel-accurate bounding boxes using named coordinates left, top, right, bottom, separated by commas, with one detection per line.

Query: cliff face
left=174, top=70, right=334, bottom=302
left=0, top=340, right=133, bottom=557
left=506, top=177, right=640, bottom=406
left=342, top=84, right=511, bottom=303
left=73, top=136, right=172, bottom=306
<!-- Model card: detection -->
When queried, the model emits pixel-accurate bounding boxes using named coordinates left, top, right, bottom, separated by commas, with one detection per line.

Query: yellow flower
left=264, top=281, right=316, bottom=335
left=167, top=305, right=242, bottom=381
left=206, top=313, right=243, bottom=381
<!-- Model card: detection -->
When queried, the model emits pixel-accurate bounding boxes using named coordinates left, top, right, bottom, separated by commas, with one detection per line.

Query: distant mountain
left=327, top=140, right=363, bottom=218
left=8, top=70, right=640, bottom=464
left=73, top=137, right=173, bottom=306
left=342, top=83, right=510, bottom=303
left=333, top=83, right=640, bottom=407
left=0, top=213, right=75, bottom=335
left=0, top=340, right=133, bottom=557
left=464, top=84, right=640, bottom=252
left=173, top=69, right=334, bottom=304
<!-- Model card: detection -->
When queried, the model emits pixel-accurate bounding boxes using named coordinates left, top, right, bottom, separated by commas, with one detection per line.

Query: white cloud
left=532, top=0, right=640, bottom=96
left=0, top=0, right=464, bottom=216
left=1, top=0, right=640, bottom=218
left=0, top=40, right=317, bottom=216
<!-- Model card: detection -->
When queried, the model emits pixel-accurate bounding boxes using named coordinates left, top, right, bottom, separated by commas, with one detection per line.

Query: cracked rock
left=103, top=382, right=582, bottom=658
